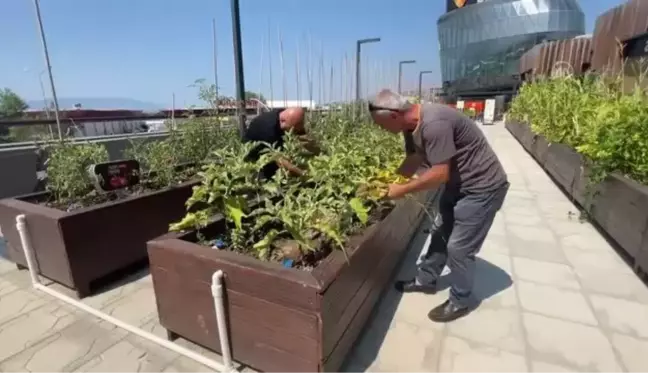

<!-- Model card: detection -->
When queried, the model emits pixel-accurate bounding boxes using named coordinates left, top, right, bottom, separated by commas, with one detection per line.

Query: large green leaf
left=349, top=197, right=369, bottom=224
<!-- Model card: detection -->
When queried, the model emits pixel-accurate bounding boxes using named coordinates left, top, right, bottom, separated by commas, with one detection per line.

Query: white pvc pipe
left=15, top=214, right=236, bottom=373
left=212, top=271, right=233, bottom=369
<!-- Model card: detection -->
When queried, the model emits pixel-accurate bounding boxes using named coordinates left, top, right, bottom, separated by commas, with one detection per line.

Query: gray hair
left=368, top=89, right=412, bottom=116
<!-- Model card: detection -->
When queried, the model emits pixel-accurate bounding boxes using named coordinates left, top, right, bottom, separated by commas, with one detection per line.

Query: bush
left=508, top=74, right=648, bottom=185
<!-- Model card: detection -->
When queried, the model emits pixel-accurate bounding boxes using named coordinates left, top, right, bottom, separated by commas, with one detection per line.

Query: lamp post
left=397, top=60, right=416, bottom=95
left=418, top=70, right=433, bottom=103
left=355, top=38, right=380, bottom=118
left=32, top=0, right=62, bottom=140
left=230, top=0, right=247, bottom=138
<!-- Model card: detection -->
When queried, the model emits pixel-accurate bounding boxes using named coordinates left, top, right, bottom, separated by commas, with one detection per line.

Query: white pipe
left=212, top=271, right=233, bottom=369
left=15, top=214, right=236, bottom=373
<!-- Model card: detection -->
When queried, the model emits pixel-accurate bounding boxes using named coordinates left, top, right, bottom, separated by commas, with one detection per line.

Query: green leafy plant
left=170, top=112, right=412, bottom=268
left=508, top=72, right=648, bottom=211
left=46, top=141, right=109, bottom=203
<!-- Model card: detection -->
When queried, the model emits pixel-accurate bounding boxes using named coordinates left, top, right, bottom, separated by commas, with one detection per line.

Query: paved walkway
left=1, top=123, right=647, bottom=372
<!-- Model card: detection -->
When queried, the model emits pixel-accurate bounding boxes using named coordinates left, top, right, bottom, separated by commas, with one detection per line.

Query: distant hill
left=27, top=97, right=165, bottom=111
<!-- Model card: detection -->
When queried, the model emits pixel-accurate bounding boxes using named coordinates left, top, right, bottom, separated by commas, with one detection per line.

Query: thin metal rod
left=268, top=20, right=274, bottom=105
left=295, top=38, right=301, bottom=104
left=212, top=18, right=220, bottom=112
left=278, top=29, right=287, bottom=107
left=258, top=33, right=265, bottom=114
left=230, top=0, right=246, bottom=137
left=32, top=0, right=62, bottom=140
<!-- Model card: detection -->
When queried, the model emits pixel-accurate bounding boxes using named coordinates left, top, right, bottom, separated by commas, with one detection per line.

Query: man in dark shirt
left=243, top=107, right=308, bottom=179
left=368, top=89, right=509, bottom=323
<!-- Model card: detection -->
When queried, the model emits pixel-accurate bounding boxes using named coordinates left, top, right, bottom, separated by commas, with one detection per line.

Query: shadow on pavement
left=341, top=241, right=512, bottom=372
left=0, top=238, right=7, bottom=260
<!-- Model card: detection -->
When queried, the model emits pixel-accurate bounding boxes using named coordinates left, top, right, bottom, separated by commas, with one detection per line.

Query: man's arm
left=277, top=157, right=306, bottom=176
left=396, top=153, right=424, bottom=177
left=388, top=119, right=456, bottom=199
left=388, top=161, right=449, bottom=199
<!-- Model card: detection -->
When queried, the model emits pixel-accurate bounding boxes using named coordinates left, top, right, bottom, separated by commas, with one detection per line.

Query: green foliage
left=46, top=142, right=109, bottom=202
left=171, top=114, right=410, bottom=264
left=508, top=73, right=648, bottom=188
left=0, top=88, right=28, bottom=118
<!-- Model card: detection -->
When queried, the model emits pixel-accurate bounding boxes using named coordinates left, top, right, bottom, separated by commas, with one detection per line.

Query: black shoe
left=427, top=299, right=470, bottom=323
left=394, top=279, right=437, bottom=294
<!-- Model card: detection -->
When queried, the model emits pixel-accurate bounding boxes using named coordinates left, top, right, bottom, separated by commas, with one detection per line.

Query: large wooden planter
left=506, top=121, right=648, bottom=274
left=0, top=181, right=198, bottom=297
left=147, top=190, right=436, bottom=372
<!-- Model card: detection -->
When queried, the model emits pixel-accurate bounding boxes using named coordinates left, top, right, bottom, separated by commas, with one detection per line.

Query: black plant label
left=88, top=160, right=140, bottom=192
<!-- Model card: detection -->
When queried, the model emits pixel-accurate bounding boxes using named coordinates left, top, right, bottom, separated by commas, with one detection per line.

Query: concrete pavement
left=1, top=123, right=647, bottom=372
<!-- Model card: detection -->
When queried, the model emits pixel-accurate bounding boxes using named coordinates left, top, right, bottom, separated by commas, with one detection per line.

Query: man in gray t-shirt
left=368, top=89, right=509, bottom=323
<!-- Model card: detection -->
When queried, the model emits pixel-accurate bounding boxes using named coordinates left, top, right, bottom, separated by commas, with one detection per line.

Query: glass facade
left=438, top=0, right=585, bottom=90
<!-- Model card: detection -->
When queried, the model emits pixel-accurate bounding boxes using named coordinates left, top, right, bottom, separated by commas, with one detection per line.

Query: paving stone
left=437, top=335, right=528, bottom=372
left=0, top=300, right=80, bottom=362
left=0, top=257, right=15, bottom=275
left=523, top=312, right=621, bottom=371
left=517, top=281, right=597, bottom=325
left=563, top=247, right=634, bottom=276
left=162, top=356, right=216, bottom=372
left=480, top=232, right=510, bottom=255
left=609, top=333, right=648, bottom=372
left=100, top=286, right=157, bottom=327
left=0, top=317, right=128, bottom=372
left=559, top=232, right=613, bottom=252
left=508, top=225, right=567, bottom=264
left=73, top=339, right=169, bottom=372
left=589, top=294, right=648, bottom=339
left=503, top=212, right=546, bottom=227
left=0, top=287, right=48, bottom=326
left=390, top=290, right=447, bottom=330
left=574, top=267, right=648, bottom=304
left=447, top=307, right=525, bottom=353
left=531, top=360, right=579, bottom=372
left=363, top=319, right=439, bottom=372
left=512, top=257, right=580, bottom=290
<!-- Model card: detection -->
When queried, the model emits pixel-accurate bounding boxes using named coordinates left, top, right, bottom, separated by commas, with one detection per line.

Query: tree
left=0, top=88, right=28, bottom=118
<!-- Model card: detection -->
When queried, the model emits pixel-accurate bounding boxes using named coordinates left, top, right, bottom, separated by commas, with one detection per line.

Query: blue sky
left=0, top=0, right=626, bottom=108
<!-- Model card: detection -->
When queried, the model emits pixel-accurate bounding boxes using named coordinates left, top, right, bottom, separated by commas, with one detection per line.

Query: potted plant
left=147, top=117, right=437, bottom=372
left=0, top=107, right=238, bottom=297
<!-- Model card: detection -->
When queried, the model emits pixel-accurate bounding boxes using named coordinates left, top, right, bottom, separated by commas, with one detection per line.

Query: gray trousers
left=416, top=182, right=509, bottom=306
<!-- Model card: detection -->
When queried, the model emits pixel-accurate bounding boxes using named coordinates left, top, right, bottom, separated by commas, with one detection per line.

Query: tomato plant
left=170, top=111, right=411, bottom=268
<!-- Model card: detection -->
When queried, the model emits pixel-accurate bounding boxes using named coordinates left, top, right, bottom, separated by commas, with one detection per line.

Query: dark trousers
left=416, top=182, right=509, bottom=307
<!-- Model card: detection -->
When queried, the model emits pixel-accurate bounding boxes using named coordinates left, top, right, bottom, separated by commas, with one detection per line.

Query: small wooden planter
left=506, top=121, right=648, bottom=274
left=147, top=190, right=435, bottom=372
left=0, top=181, right=198, bottom=297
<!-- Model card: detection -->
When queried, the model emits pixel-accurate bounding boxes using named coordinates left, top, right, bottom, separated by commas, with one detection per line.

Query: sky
left=0, top=0, right=627, bottom=108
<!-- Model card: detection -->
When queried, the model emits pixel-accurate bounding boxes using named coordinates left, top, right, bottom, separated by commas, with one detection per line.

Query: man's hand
left=277, top=157, right=306, bottom=177
left=387, top=183, right=408, bottom=200
left=298, top=135, right=321, bottom=155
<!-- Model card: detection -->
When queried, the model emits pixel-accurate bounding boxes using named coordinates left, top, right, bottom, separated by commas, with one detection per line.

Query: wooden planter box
left=0, top=181, right=197, bottom=297
left=147, top=190, right=436, bottom=372
left=506, top=121, right=648, bottom=274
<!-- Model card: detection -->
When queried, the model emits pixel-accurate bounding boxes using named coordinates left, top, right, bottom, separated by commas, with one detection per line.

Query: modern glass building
left=438, top=0, right=585, bottom=97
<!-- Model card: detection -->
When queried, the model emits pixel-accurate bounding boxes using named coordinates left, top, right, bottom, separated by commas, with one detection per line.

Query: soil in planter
left=43, top=167, right=198, bottom=212
left=188, top=201, right=395, bottom=271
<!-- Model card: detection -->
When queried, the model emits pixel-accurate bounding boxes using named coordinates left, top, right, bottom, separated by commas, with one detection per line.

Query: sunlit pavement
left=1, top=122, right=647, bottom=372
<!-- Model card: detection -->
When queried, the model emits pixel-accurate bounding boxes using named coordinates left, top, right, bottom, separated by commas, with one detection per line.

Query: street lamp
left=230, top=0, right=246, bottom=138
left=418, top=70, right=433, bottom=102
left=32, top=0, right=63, bottom=140
left=397, top=60, right=416, bottom=95
left=355, top=38, right=381, bottom=103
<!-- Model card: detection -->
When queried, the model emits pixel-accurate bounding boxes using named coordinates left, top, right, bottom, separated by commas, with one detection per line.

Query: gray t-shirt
left=412, top=103, right=507, bottom=194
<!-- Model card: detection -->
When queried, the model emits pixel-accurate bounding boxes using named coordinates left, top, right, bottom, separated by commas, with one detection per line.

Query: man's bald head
left=279, top=107, right=306, bottom=134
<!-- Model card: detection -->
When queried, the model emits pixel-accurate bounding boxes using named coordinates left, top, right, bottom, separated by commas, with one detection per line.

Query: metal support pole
left=32, top=0, right=63, bottom=140
left=212, top=18, right=220, bottom=113
left=397, top=60, right=416, bottom=95
left=354, top=38, right=380, bottom=119
left=418, top=70, right=433, bottom=103
left=230, top=0, right=247, bottom=138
